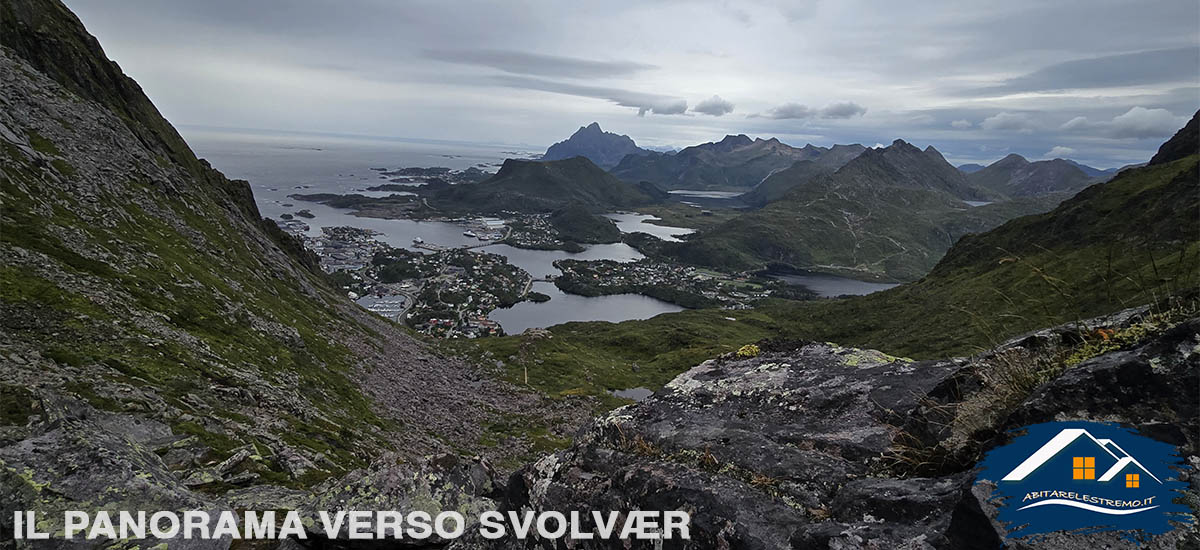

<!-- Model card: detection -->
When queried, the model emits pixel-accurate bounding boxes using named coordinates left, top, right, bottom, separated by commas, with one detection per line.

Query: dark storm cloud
left=423, top=49, right=657, bottom=79
left=491, top=75, right=687, bottom=116
left=968, top=47, right=1200, bottom=96
left=693, top=95, right=734, bottom=116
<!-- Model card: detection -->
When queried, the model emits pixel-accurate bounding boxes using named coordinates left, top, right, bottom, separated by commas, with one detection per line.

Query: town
left=291, top=226, right=531, bottom=338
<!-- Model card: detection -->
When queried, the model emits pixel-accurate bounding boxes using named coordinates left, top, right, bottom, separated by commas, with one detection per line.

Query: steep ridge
left=427, top=156, right=660, bottom=213
left=541, top=122, right=650, bottom=169
left=660, top=139, right=1049, bottom=280
left=739, top=143, right=868, bottom=206
left=0, top=0, right=565, bottom=523
left=609, top=135, right=860, bottom=191
left=967, top=153, right=1095, bottom=197
left=1148, top=110, right=1199, bottom=165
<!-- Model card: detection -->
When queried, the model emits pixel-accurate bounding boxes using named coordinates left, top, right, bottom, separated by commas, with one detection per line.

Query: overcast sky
left=65, top=0, right=1199, bottom=168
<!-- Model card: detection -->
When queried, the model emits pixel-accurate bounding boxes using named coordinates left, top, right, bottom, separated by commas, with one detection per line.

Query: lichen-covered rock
left=482, top=320, right=1198, bottom=549
left=299, top=453, right=500, bottom=544
left=0, top=397, right=230, bottom=550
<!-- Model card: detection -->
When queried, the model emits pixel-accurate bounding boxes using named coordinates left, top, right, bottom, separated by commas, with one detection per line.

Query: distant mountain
left=1062, top=159, right=1117, bottom=179
left=427, top=156, right=660, bottom=213
left=610, top=136, right=857, bottom=191
left=542, top=122, right=650, bottom=169
left=658, top=140, right=1055, bottom=280
left=967, top=154, right=1095, bottom=197
left=957, top=163, right=987, bottom=173
left=739, top=144, right=867, bottom=206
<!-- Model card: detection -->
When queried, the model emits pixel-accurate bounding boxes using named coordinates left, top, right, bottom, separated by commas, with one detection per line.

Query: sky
left=64, top=0, right=1200, bottom=168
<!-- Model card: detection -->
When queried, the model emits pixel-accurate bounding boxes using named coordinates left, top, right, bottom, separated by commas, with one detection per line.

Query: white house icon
left=1002, top=428, right=1162, bottom=483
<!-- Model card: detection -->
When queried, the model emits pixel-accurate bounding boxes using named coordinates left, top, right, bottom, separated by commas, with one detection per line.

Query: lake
left=489, top=282, right=684, bottom=334
left=186, top=127, right=690, bottom=332
left=772, top=272, right=900, bottom=298
left=604, top=213, right=694, bottom=242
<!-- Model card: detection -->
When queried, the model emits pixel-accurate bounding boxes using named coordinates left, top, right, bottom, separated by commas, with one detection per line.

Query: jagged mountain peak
left=542, top=122, right=649, bottom=169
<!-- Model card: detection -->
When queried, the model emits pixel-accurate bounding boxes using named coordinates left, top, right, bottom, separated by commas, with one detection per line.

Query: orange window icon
left=1126, top=473, right=1140, bottom=488
left=1072, top=457, right=1095, bottom=479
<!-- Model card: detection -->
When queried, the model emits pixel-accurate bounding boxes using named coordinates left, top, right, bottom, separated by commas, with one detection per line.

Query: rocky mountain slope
left=659, top=139, right=1054, bottom=280
left=427, top=156, right=662, bottom=213
left=738, top=144, right=869, bottom=206
left=967, top=153, right=1096, bottom=197
left=610, top=135, right=864, bottom=191
left=0, top=0, right=581, bottom=531
left=541, top=122, right=650, bottom=169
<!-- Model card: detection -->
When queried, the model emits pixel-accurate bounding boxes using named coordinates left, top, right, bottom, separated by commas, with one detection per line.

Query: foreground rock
left=483, top=315, right=1199, bottom=549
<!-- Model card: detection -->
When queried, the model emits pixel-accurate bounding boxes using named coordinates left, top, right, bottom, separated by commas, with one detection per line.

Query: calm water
left=187, top=128, right=687, bottom=331
left=489, top=282, right=684, bottom=334
left=605, top=213, right=694, bottom=242
left=772, top=273, right=899, bottom=298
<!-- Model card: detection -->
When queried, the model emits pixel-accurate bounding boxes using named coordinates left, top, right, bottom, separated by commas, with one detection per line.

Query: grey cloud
left=491, top=75, right=687, bottom=116
left=970, top=47, right=1200, bottom=96
left=756, top=102, right=815, bottom=119
left=821, top=101, right=867, bottom=119
left=950, top=119, right=972, bottom=129
left=979, top=112, right=1038, bottom=133
left=1059, top=106, right=1188, bottom=139
left=693, top=95, right=735, bottom=116
left=755, top=101, right=866, bottom=119
left=423, top=49, right=657, bottom=79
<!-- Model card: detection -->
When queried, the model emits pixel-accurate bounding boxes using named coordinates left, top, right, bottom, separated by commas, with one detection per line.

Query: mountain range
left=657, top=139, right=1057, bottom=280
left=540, top=122, right=650, bottom=169
left=965, top=154, right=1098, bottom=197
left=609, top=135, right=864, bottom=191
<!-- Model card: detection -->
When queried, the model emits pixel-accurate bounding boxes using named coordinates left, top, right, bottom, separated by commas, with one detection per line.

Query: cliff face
left=0, top=0, right=572, bottom=537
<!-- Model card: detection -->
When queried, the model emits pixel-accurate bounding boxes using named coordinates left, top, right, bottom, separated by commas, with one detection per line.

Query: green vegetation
left=657, top=141, right=1063, bottom=280
left=2, top=128, right=397, bottom=486
left=427, top=157, right=659, bottom=213
left=0, top=385, right=35, bottom=426
left=548, top=202, right=622, bottom=243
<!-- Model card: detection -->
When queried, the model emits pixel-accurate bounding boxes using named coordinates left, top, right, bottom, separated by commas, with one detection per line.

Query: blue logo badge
left=977, top=421, right=1192, bottom=542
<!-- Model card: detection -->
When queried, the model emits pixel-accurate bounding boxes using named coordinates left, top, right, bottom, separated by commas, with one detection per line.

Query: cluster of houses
left=304, top=226, right=389, bottom=273
left=406, top=250, right=529, bottom=339
left=503, top=214, right=568, bottom=249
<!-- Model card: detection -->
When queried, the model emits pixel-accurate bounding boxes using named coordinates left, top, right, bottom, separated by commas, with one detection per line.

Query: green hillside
left=660, top=140, right=1055, bottom=281
left=427, top=156, right=659, bottom=213
left=548, top=202, right=622, bottom=243
left=0, top=0, right=540, bottom=492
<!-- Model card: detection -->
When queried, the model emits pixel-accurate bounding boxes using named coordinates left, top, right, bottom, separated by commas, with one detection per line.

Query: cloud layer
left=61, top=0, right=1200, bottom=168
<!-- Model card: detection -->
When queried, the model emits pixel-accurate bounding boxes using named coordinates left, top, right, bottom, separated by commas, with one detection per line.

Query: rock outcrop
left=482, top=312, right=1198, bottom=549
